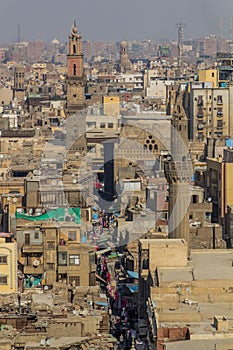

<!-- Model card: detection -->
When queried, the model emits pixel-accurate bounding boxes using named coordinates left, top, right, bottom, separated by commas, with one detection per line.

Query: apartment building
left=206, top=147, right=233, bottom=227
left=0, top=233, right=17, bottom=293
left=188, top=82, right=233, bottom=141
left=17, top=221, right=96, bottom=288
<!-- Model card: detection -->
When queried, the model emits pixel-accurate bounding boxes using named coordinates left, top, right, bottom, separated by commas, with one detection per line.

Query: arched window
left=73, top=64, right=76, bottom=76
left=73, top=44, right=76, bottom=54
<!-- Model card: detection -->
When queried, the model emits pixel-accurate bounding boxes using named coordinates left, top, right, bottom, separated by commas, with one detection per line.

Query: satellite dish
left=33, top=259, right=40, bottom=267
left=40, top=339, right=46, bottom=347
left=207, top=197, right=212, bottom=202
left=72, top=179, right=77, bottom=184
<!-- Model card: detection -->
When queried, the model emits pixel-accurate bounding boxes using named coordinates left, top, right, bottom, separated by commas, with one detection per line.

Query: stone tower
left=66, top=21, right=85, bottom=113
left=120, top=41, right=132, bottom=73
left=164, top=89, right=192, bottom=245
left=12, top=65, right=26, bottom=103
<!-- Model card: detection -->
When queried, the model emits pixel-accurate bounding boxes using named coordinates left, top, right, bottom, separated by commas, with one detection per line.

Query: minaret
left=66, top=20, right=85, bottom=113
left=120, top=41, right=132, bottom=73
left=12, top=65, right=26, bottom=103
left=164, top=90, right=192, bottom=245
left=176, top=22, right=184, bottom=77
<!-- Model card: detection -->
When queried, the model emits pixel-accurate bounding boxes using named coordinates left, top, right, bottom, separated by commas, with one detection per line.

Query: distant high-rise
left=66, top=21, right=85, bottom=113
left=230, top=17, right=233, bottom=41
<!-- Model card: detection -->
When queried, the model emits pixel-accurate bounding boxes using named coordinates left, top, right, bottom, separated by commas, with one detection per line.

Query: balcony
left=24, top=266, right=44, bottom=275
left=217, top=121, right=223, bottom=130
left=197, top=113, right=203, bottom=119
left=197, top=100, right=203, bottom=107
left=217, top=112, right=223, bottom=117
left=217, top=100, right=223, bottom=105
left=22, top=245, right=43, bottom=253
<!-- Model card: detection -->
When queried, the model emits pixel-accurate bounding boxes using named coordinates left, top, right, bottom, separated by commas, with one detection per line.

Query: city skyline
left=0, top=0, right=233, bottom=43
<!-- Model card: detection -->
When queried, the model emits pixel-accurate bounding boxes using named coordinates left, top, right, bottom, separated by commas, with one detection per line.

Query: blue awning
left=127, top=270, right=139, bottom=279
left=95, top=301, right=108, bottom=307
left=125, top=284, right=138, bottom=293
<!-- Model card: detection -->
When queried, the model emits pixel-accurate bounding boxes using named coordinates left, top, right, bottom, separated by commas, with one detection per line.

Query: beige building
left=0, top=234, right=17, bottom=293
left=17, top=221, right=96, bottom=288
left=198, top=68, right=218, bottom=88
left=188, top=82, right=233, bottom=141
left=103, top=96, right=120, bottom=116
left=206, top=148, right=233, bottom=232
left=138, top=238, right=233, bottom=349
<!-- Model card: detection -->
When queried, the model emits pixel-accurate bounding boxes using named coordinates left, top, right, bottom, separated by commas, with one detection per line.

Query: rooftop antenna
left=17, top=24, right=21, bottom=45
left=219, top=16, right=223, bottom=39
left=230, top=17, right=233, bottom=41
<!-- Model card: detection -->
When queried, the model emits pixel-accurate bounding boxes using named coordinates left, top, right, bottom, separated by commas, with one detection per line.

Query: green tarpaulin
left=16, top=208, right=81, bottom=224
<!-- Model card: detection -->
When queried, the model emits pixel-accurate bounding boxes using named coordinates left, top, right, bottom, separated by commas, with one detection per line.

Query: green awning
left=16, top=208, right=80, bottom=224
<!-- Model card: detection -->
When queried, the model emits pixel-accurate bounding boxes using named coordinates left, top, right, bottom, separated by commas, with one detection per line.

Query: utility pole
left=17, top=24, right=21, bottom=45
left=219, top=16, right=223, bottom=39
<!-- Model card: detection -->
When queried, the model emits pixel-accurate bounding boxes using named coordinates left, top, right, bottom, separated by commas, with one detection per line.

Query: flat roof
left=122, top=114, right=172, bottom=120
left=139, top=238, right=187, bottom=245
left=162, top=339, right=233, bottom=350
left=191, top=250, right=233, bottom=280
left=157, top=267, right=193, bottom=283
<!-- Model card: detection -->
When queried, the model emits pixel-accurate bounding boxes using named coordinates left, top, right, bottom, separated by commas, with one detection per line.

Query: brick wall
left=157, top=327, right=189, bottom=350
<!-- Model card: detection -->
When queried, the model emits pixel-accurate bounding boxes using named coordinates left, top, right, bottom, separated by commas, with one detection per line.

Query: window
left=87, top=145, right=96, bottom=153
left=142, top=258, right=149, bottom=269
left=73, top=64, right=76, bottom=76
left=47, top=263, right=54, bottom=270
left=87, top=122, right=96, bottom=128
left=212, top=72, right=215, bottom=77
left=0, top=256, right=7, bottom=264
left=0, top=276, right=7, bottom=285
left=108, top=123, right=113, bottom=128
left=89, top=254, right=95, bottom=264
left=69, top=254, right=80, bottom=265
left=197, top=96, right=203, bottom=106
left=68, top=231, right=77, bottom=241
left=69, top=276, right=80, bottom=286
left=100, top=123, right=105, bottom=128
left=34, top=232, right=39, bottom=240
left=73, top=44, right=76, bottom=54
left=25, top=233, right=30, bottom=245
left=58, top=252, right=67, bottom=266
left=47, top=241, right=55, bottom=249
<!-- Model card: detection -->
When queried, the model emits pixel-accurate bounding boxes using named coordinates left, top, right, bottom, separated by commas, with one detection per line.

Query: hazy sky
left=1, top=0, right=233, bottom=43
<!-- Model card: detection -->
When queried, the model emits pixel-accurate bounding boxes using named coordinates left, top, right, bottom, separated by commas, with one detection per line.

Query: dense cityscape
left=0, top=10, right=233, bottom=350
